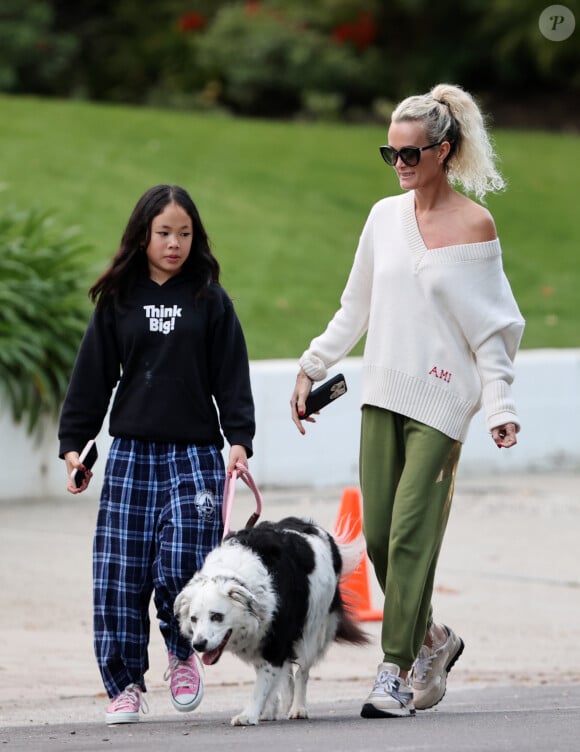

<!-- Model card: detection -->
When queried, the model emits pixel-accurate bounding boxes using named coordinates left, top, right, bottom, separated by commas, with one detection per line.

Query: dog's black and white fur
left=174, top=516, right=368, bottom=726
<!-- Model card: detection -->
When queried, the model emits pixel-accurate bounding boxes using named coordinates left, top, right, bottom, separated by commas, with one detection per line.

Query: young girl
left=59, top=184, right=255, bottom=725
left=291, top=84, right=525, bottom=718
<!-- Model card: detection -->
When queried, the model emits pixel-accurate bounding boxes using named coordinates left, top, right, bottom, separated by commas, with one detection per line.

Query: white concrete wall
left=2, top=349, right=579, bottom=500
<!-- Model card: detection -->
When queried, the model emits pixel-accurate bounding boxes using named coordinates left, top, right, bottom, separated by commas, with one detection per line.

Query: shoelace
left=109, top=683, right=149, bottom=715
left=373, top=670, right=397, bottom=693
left=412, top=647, right=434, bottom=683
left=373, top=670, right=412, bottom=703
left=164, top=654, right=203, bottom=693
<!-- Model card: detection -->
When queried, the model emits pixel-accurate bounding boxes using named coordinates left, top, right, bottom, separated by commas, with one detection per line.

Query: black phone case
left=73, top=440, right=98, bottom=488
left=301, top=374, right=347, bottom=419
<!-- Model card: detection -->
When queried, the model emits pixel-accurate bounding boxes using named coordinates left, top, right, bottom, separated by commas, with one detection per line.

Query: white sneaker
left=411, top=625, right=464, bottom=710
left=361, top=663, right=416, bottom=718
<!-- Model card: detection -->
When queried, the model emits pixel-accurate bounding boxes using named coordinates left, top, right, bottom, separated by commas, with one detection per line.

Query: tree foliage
left=0, top=0, right=578, bottom=118
left=0, top=0, right=77, bottom=93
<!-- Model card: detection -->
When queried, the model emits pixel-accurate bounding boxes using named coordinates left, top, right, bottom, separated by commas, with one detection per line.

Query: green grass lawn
left=1, top=94, right=578, bottom=358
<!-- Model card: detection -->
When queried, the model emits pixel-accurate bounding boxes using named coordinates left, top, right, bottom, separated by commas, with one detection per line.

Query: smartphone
left=71, top=439, right=98, bottom=489
left=300, top=374, right=347, bottom=419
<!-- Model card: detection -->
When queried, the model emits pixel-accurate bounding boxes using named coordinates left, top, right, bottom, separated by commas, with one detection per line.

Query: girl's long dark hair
left=89, top=185, right=220, bottom=309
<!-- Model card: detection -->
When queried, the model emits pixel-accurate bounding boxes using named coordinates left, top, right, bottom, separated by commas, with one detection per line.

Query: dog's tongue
left=202, top=649, right=221, bottom=666
left=201, top=629, right=232, bottom=666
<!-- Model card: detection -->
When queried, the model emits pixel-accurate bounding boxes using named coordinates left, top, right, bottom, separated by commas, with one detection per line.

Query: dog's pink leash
left=222, top=462, right=262, bottom=540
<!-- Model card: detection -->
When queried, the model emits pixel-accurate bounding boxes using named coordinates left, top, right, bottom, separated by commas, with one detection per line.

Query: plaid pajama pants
left=93, top=438, right=225, bottom=697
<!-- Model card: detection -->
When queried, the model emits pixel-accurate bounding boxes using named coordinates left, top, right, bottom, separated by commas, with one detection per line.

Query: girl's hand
left=491, top=422, right=518, bottom=449
left=227, top=445, right=248, bottom=476
left=64, top=451, right=93, bottom=494
left=290, top=369, right=315, bottom=434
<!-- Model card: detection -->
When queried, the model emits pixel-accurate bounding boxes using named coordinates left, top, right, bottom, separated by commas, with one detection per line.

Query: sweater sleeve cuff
left=483, top=380, right=520, bottom=432
left=298, top=353, right=327, bottom=382
left=58, top=438, right=88, bottom=460
left=226, top=433, right=254, bottom=459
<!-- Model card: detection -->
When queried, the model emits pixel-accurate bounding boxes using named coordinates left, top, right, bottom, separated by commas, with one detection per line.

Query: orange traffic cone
left=335, top=487, right=383, bottom=622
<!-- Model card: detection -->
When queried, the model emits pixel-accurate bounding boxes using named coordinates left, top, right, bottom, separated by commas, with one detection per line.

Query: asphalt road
left=2, top=685, right=579, bottom=752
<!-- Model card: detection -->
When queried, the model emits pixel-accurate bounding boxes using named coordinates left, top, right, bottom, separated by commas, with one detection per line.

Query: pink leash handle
left=222, top=462, right=262, bottom=540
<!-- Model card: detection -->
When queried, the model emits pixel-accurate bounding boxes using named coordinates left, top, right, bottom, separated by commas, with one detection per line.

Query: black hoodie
left=58, top=274, right=255, bottom=457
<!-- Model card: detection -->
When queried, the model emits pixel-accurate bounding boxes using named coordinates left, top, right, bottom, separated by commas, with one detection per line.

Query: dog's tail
left=333, top=523, right=366, bottom=579
left=333, top=529, right=371, bottom=646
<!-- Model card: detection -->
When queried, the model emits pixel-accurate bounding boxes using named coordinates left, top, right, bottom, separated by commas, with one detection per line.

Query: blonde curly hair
left=391, top=83, right=505, bottom=202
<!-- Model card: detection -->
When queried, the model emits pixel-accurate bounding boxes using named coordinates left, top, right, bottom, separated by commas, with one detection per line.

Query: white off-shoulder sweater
left=299, top=190, right=525, bottom=442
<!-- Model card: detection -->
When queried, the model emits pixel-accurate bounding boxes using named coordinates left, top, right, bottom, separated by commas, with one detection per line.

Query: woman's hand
left=290, top=369, right=315, bottom=434
left=64, top=451, right=93, bottom=494
left=491, top=422, right=518, bottom=449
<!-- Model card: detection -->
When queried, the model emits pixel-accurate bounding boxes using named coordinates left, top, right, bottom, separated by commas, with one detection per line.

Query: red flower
left=332, top=11, right=377, bottom=50
left=244, top=1, right=261, bottom=14
left=178, top=12, right=206, bottom=33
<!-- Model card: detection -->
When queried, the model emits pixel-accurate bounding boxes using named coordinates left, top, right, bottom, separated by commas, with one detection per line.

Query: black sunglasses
left=379, top=141, right=443, bottom=168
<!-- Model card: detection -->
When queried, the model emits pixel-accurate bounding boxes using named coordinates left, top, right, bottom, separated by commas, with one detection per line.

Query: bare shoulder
left=459, top=196, right=497, bottom=243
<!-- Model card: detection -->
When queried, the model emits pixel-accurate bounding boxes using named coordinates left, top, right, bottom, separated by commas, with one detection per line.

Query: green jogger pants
left=359, top=405, right=461, bottom=670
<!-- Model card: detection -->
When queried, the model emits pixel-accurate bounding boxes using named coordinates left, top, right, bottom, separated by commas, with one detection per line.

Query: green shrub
left=0, top=207, right=93, bottom=435
left=193, top=3, right=381, bottom=116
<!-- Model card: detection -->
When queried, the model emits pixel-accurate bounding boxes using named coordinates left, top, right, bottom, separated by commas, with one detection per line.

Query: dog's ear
left=174, top=584, right=195, bottom=637
left=227, top=584, right=260, bottom=619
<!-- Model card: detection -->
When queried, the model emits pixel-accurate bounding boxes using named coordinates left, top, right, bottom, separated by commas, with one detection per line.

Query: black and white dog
left=174, top=516, right=368, bottom=726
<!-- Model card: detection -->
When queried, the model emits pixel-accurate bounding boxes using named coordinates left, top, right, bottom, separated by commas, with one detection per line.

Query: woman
left=59, top=184, right=255, bottom=724
left=290, top=84, right=524, bottom=718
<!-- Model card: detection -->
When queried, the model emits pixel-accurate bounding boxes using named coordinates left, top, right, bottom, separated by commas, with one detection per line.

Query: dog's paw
left=231, top=712, right=259, bottom=726
left=259, top=710, right=278, bottom=722
left=288, top=706, right=309, bottom=720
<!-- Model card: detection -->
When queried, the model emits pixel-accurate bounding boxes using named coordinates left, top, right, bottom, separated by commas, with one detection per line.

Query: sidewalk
left=0, top=472, right=578, bottom=727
